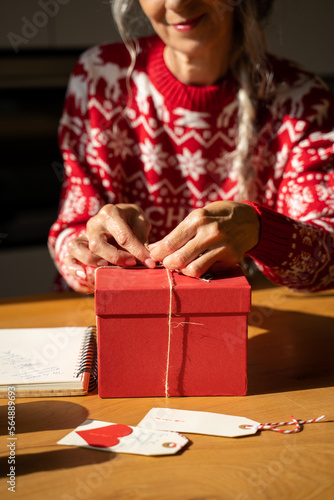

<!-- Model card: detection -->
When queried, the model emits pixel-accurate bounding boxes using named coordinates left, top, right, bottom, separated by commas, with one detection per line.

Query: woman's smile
left=138, top=0, right=234, bottom=84
left=170, top=14, right=205, bottom=32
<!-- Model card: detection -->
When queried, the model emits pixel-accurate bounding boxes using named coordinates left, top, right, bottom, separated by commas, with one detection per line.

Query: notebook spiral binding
left=76, top=326, right=98, bottom=392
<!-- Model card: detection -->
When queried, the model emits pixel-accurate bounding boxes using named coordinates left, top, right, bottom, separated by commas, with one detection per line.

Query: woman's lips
left=172, top=14, right=205, bottom=32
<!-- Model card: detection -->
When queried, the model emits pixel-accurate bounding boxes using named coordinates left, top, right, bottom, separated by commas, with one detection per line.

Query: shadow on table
left=0, top=400, right=114, bottom=477
left=1, top=447, right=115, bottom=477
left=0, top=400, right=89, bottom=435
left=248, top=308, right=334, bottom=395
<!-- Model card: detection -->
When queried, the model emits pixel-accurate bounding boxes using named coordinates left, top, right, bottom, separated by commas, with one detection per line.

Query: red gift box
left=95, top=266, right=251, bottom=398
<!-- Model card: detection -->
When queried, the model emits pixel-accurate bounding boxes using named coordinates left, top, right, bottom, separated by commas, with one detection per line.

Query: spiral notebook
left=0, top=326, right=97, bottom=397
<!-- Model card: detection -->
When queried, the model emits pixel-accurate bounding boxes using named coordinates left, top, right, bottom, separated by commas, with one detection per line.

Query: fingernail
left=97, top=259, right=108, bottom=266
left=76, top=270, right=86, bottom=278
left=125, top=258, right=137, bottom=266
left=145, top=258, right=156, bottom=269
left=148, top=242, right=158, bottom=250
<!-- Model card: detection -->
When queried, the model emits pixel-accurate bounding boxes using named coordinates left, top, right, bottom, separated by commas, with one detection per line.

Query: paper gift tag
left=137, top=408, right=261, bottom=438
left=58, top=419, right=189, bottom=456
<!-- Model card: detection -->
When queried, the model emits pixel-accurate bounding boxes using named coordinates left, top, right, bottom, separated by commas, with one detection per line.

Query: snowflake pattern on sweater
left=49, top=35, right=334, bottom=292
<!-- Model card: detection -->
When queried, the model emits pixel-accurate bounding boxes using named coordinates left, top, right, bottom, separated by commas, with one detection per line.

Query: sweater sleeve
left=246, top=78, right=334, bottom=292
left=48, top=49, right=112, bottom=292
left=246, top=202, right=334, bottom=292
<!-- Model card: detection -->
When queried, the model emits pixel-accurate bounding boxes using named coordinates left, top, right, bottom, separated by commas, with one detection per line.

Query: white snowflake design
left=108, top=129, right=134, bottom=159
left=139, top=139, right=169, bottom=174
left=176, top=148, right=207, bottom=181
left=207, top=153, right=231, bottom=180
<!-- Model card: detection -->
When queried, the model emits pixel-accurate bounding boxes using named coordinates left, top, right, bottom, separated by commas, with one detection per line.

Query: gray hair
left=111, top=0, right=276, bottom=201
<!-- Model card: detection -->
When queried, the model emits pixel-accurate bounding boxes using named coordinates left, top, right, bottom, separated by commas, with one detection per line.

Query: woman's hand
left=64, top=204, right=155, bottom=288
left=149, top=201, right=260, bottom=278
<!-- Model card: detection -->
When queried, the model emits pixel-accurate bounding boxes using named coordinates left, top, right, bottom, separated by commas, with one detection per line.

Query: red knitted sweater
left=49, top=35, right=334, bottom=292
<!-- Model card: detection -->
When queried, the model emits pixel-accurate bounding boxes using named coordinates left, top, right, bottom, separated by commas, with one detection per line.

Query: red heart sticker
left=76, top=424, right=133, bottom=448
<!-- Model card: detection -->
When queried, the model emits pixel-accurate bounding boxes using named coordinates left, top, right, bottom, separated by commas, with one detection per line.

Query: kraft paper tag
left=137, top=408, right=261, bottom=438
left=58, top=419, right=189, bottom=456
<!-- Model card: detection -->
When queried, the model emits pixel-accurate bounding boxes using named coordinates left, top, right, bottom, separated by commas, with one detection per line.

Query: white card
left=137, top=408, right=261, bottom=438
left=58, top=419, right=189, bottom=456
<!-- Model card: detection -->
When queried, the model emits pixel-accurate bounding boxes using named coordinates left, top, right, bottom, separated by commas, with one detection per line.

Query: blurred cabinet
left=265, top=0, right=334, bottom=75
left=0, top=0, right=334, bottom=74
left=0, top=0, right=119, bottom=52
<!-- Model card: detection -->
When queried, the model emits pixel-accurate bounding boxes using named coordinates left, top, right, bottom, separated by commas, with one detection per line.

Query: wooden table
left=0, top=279, right=333, bottom=500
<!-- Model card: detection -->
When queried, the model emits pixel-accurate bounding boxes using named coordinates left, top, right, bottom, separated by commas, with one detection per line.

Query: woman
left=49, top=0, right=334, bottom=293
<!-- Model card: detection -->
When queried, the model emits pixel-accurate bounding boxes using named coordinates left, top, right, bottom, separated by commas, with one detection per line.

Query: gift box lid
left=95, top=266, right=251, bottom=316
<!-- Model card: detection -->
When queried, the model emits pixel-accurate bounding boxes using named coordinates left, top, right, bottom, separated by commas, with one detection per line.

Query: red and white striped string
left=245, top=415, right=325, bottom=434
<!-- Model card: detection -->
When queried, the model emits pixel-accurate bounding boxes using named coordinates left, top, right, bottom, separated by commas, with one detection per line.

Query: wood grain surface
left=0, top=279, right=333, bottom=500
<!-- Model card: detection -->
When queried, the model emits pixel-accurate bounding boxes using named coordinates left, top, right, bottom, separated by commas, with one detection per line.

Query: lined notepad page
left=0, top=327, right=88, bottom=385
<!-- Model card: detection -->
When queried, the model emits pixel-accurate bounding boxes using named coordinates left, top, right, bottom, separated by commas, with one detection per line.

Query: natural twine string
left=165, top=269, right=174, bottom=398
left=164, top=269, right=211, bottom=398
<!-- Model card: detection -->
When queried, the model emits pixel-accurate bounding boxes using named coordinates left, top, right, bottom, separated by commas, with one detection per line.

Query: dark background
left=1, top=0, right=334, bottom=297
